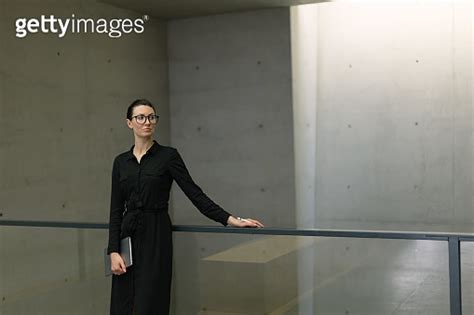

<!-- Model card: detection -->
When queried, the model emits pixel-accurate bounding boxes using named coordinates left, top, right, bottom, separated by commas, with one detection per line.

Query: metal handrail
left=1, top=219, right=473, bottom=315
left=1, top=219, right=473, bottom=240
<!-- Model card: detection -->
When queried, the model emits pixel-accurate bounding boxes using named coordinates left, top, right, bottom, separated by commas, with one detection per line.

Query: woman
left=107, top=99, right=264, bottom=315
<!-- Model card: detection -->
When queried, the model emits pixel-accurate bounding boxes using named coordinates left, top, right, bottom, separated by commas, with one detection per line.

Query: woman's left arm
left=168, top=148, right=263, bottom=228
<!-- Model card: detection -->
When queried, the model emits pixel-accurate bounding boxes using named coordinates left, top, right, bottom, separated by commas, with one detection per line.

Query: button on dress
left=107, top=140, right=231, bottom=314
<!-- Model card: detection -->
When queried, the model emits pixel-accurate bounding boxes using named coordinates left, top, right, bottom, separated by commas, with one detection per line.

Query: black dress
left=107, top=140, right=231, bottom=314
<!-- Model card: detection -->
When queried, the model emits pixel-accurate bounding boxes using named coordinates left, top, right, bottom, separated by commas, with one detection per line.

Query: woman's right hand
left=110, top=252, right=127, bottom=275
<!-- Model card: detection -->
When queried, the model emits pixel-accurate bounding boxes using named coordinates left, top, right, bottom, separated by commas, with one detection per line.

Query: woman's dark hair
left=126, top=99, right=156, bottom=120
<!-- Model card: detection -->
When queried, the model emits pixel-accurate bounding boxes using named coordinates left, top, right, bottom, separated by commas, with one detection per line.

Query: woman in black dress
left=107, top=99, right=264, bottom=315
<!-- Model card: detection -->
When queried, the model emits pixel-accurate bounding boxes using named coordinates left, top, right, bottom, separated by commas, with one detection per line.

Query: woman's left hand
left=227, top=216, right=264, bottom=228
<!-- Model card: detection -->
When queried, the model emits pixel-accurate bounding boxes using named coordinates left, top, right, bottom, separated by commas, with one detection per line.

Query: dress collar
left=125, top=140, right=158, bottom=160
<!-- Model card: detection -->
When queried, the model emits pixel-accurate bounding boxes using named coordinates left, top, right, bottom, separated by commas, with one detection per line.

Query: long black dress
left=107, top=140, right=231, bottom=314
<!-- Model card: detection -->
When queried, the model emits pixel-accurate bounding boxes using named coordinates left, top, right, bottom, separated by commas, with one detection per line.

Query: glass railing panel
left=172, top=233, right=450, bottom=315
left=461, top=241, right=474, bottom=314
left=0, top=226, right=110, bottom=315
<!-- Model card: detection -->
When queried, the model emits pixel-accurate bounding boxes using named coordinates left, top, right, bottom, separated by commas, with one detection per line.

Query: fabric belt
left=125, top=199, right=168, bottom=211
left=121, top=201, right=168, bottom=238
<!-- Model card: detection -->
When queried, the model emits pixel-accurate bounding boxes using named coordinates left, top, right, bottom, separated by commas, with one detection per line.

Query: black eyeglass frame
left=131, top=114, right=160, bottom=124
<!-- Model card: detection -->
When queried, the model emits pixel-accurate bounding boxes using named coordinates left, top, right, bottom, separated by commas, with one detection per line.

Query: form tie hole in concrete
left=258, top=123, right=264, bottom=129
left=416, top=59, right=419, bottom=63
left=415, top=122, right=418, bottom=126
left=200, top=247, right=206, bottom=252
left=349, top=64, right=352, bottom=68
left=197, top=126, right=202, bottom=132
left=110, top=128, right=114, bottom=132
left=62, top=203, right=66, bottom=209
left=2, top=296, right=5, bottom=301
left=57, top=51, right=60, bottom=56
left=195, top=66, right=200, bottom=70
left=348, top=124, right=352, bottom=128
left=0, top=212, right=3, bottom=217
left=59, top=128, right=63, bottom=132
left=108, top=59, right=112, bottom=63
left=260, top=188, right=266, bottom=192
left=257, top=60, right=261, bottom=65
left=347, top=185, right=351, bottom=190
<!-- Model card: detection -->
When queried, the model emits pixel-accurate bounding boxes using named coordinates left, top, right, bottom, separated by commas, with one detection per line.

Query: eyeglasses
left=131, top=114, right=159, bottom=124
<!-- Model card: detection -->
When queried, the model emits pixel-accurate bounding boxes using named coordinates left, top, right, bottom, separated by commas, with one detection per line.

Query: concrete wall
left=168, top=8, right=295, bottom=228
left=0, top=0, right=169, bottom=313
left=167, top=8, right=295, bottom=314
left=292, top=2, right=474, bottom=229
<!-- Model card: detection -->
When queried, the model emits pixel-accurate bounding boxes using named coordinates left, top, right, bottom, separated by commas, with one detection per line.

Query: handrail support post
left=448, top=236, right=462, bottom=315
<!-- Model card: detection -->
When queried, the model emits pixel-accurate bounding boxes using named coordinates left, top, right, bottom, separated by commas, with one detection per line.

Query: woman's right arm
left=107, top=157, right=124, bottom=255
left=105, top=157, right=127, bottom=275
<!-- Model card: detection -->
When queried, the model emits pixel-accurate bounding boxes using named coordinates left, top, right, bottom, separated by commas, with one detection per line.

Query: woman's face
left=126, top=105, right=157, bottom=138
